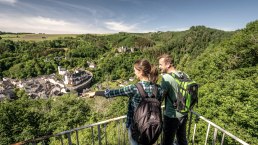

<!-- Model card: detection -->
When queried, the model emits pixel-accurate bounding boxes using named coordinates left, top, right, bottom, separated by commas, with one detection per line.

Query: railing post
left=192, top=123, right=197, bottom=145
left=192, top=115, right=199, bottom=145
left=117, top=120, right=121, bottom=145
left=212, top=128, right=218, bottom=145
left=123, top=118, right=126, bottom=145
left=91, top=126, right=95, bottom=145
left=67, top=132, right=72, bottom=145
left=59, top=135, right=64, bottom=145
left=104, top=123, right=107, bottom=145
left=76, top=130, right=79, bottom=145
left=221, top=133, right=225, bottom=145
left=98, top=125, right=102, bottom=145
left=205, top=123, right=211, bottom=145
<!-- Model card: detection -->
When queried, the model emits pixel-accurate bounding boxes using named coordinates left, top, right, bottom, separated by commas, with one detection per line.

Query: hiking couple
left=86, top=54, right=188, bottom=145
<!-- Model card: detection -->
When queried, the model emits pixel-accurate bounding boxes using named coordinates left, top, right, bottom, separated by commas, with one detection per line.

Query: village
left=0, top=46, right=138, bottom=101
left=0, top=66, right=93, bottom=101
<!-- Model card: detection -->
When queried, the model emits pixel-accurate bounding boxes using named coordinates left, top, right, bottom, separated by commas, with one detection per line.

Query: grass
left=0, top=33, right=79, bottom=41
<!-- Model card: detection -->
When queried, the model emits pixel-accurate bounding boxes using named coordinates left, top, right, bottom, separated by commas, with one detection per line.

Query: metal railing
left=15, top=115, right=129, bottom=145
left=15, top=110, right=249, bottom=145
left=187, top=111, right=249, bottom=145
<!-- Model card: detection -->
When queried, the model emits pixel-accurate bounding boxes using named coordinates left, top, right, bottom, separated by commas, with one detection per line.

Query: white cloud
left=29, top=16, right=69, bottom=26
left=173, top=27, right=189, bottom=31
left=0, top=0, right=17, bottom=4
left=105, top=21, right=137, bottom=32
left=213, top=27, right=235, bottom=31
left=0, top=14, right=112, bottom=34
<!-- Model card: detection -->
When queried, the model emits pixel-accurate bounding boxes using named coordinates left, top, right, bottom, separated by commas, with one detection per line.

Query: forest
left=0, top=20, right=257, bottom=144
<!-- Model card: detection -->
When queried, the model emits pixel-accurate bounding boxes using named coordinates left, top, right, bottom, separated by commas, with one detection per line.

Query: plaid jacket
left=104, top=81, right=163, bottom=128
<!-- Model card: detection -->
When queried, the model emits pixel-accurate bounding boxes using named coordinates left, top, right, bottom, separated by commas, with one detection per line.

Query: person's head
left=134, top=59, right=158, bottom=83
left=158, top=54, right=174, bottom=73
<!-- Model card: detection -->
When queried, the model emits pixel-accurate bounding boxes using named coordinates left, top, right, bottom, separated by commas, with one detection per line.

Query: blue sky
left=0, top=0, right=257, bottom=34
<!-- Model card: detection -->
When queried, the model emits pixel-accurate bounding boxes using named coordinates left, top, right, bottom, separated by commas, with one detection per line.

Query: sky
left=0, top=0, right=257, bottom=34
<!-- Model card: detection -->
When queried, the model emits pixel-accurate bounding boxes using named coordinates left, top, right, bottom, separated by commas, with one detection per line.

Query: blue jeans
left=128, top=126, right=139, bottom=145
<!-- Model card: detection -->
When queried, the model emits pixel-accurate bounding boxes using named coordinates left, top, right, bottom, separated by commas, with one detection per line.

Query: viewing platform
left=14, top=109, right=249, bottom=145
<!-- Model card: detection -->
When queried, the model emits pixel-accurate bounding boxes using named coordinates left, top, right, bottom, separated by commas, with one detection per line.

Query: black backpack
left=131, top=83, right=162, bottom=145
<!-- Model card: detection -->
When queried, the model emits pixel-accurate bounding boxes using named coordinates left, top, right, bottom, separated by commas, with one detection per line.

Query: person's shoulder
left=173, top=71, right=189, bottom=79
left=138, top=81, right=152, bottom=86
left=126, top=83, right=137, bottom=89
left=161, top=73, right=173, bottom=80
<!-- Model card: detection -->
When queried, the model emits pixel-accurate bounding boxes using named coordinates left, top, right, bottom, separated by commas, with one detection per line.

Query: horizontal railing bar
left=56, top=115, right=127, bottom=136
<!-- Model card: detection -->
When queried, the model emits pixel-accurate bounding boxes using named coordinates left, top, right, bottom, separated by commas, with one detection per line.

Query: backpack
left=170, top=72, right=199, bottom=113
left=131, top=83, right=162, bottom=145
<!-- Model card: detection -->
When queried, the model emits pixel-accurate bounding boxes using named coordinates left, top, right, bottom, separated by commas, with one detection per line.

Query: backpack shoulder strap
left=135, top=83, right=148, bottom=98
left=170, top=72, right=176, bottom=78
left=170, top=72, right=181, bottom=80
left=171, top=71, right=190, bottom=81
left=152, top=84, right=158, bottom=98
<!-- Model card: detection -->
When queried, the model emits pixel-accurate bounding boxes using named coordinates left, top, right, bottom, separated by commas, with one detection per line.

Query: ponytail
left=150, top=65, right=159, bottom=84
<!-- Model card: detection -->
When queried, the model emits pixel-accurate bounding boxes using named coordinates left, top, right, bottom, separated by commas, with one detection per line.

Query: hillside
left=0, top=20, right=257, bottom=144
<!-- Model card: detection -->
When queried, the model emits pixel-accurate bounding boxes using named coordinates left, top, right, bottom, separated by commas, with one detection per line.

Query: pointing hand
left=84, top=92, right=95, bottom=98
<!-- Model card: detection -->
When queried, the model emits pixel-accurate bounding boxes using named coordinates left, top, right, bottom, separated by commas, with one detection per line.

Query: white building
left=58, top=66, right=67, bottom=75
left=48, top=78, right=65, bottom=88
left=129, top=77, right=134, bottom=82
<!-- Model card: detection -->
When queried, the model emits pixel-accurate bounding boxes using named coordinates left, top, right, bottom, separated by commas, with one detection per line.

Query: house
left=117, top=46, right=136, bottom=53
left=89, top=63, right=96, bottom=69
left=86, top=61, right=96, bottom=69
left=130, top=47, right=135, bottom=53
left=2, top=80, right=14, bottom=90
left=129, top=77, right=134, bottom=82
left=50, top=87, right=61, bottom=96
left=3, top=89, right=16, bottom=99
left=117, top=46, right=128, bottom=53
left=64, top=69, right=89, bottom=86
left=17, top=81, right=24, bottom=88
left=0, top=94, right=6, bottom=101
left=58, top=66, right=67, bottom=75
left=48, top=78, right=64, bottom=88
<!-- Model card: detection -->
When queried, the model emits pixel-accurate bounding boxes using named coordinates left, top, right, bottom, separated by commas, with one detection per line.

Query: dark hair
left=158, top=54, right=174, bottom=66
left=134, top=59, right=159, bottom=83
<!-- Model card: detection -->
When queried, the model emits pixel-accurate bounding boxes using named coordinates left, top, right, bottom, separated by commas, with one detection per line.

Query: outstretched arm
left=84, top=91, right=105, bottom=98
left=85, top=84, right=135, bottom=98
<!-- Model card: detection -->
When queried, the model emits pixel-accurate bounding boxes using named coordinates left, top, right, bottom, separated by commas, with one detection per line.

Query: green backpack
left=170, top=71, right=199, bottom=113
